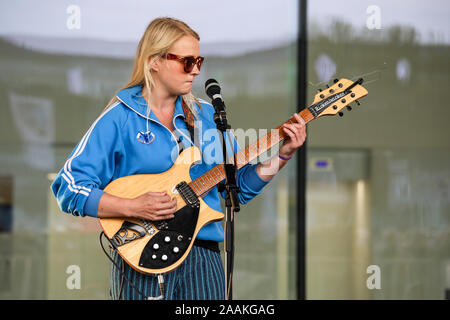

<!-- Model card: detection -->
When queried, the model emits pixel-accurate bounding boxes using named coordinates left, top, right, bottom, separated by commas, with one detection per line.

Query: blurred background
left=0, top=0, right=448, bottom=300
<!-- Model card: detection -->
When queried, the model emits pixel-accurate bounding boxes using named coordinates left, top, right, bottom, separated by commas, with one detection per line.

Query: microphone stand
left=213, top=104, right=240, bottom=301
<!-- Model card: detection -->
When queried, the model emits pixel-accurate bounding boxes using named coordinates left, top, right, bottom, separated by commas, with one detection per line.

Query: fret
left=236, top=151, right=246, bottom=167
left=191, top=178, right=200, bottom=194
left=299, top=109, right=314, bottom=123
left=266, top=132, right=272, bottom=145
left=199, top=176, right=208, bottom=191
left=198, top=182, right=207, bottom=196
left=217, top=164, right=225, bottom=180
left=214, top=166, right=224, bottom=181
left=242, top=146, right=250, bottom=165
left=190, top=181, right=199, bottom=195
left=260, top=135, right=270, bottom=152
left=272, top=128, right=282, bottom=144
left=245, top=147, right=250, bottom=163
left=249, top=143, right=257, bottom=160
left=258, top=137, right=266, bottom=154
left=255, top=138, right=264, bottom=162
left=211, top=167, right=219, bottom=181
left=199, top=175, right=207, bottom=188
left=195, top=180, right=203, bottom=193
left=195, top=179, right=203, bottom=191
left=205, top=171, right=214, bottom=187
left=209, top=170, right=217, bottom=186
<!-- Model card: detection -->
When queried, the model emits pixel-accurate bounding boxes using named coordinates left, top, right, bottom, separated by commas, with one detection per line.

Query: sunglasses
left=166, top=53, right=205, bottom=73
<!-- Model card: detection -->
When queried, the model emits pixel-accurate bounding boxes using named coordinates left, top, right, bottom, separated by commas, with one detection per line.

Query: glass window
left=306, top=0, right=450, bottom=299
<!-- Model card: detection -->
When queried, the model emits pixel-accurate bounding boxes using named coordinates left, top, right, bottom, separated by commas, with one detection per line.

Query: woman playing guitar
left=51, top=17, right=306, bottom=300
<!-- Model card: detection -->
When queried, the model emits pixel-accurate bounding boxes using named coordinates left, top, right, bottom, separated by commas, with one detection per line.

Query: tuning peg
left=333, top=79, right=339, bottom=83
left=355, top=100, right=361, bottom=106
left=317, top=89, right=322, bottom=93
left=346, top=106, right=352, bottom=111
left=338, top=112, right=344, bottom=117
left=326, top=84, right=330, bottom=88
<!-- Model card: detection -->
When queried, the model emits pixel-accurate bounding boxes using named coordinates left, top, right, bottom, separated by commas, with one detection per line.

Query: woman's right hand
left=126, top=191, right=177, bottom=221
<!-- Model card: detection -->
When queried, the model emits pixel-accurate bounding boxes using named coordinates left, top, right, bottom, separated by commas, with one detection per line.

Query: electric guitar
left=99, top=78, right=368, bottom=275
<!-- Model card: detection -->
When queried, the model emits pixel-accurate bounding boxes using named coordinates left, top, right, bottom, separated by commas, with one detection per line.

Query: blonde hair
left=105, top=17, right=201, bottom=117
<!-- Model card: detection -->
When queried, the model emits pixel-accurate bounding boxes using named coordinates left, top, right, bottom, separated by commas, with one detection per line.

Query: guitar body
left=99, top=146, right=224, bottom=275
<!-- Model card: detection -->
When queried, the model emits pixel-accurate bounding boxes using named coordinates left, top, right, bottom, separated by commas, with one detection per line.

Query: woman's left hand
left=255, top=113, right=307, bottom=180
left=279, top=113, right=307, bottom=159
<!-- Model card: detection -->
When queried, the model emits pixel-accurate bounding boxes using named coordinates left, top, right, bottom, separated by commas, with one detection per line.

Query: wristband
left=278, top=154, right=292, bottom=161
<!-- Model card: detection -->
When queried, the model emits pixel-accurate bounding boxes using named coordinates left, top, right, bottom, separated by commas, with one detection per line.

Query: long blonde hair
left=106, top=17, right=201, bottom=117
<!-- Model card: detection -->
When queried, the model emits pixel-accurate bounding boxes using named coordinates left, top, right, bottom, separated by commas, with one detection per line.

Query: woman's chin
left=180, top=84, right=193, bottom=95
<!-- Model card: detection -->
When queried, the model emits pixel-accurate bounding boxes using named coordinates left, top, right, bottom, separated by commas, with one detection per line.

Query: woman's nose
left=191, top=64, right=201, bottom=75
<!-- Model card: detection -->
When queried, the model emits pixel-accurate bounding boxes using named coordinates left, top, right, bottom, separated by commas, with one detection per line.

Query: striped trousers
left=109, top=246, right=225, bottom=300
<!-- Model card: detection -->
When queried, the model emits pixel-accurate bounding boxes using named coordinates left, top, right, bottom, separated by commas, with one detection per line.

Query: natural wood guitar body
left=99, top=146, right=224, bottom=275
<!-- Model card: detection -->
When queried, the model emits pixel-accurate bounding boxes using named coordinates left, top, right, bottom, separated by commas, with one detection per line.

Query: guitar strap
left=181, top=98, right=197, bottom=147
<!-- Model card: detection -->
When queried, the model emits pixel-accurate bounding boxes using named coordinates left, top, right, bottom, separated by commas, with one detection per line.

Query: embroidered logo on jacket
left=136, top=131, right=155, bottom=144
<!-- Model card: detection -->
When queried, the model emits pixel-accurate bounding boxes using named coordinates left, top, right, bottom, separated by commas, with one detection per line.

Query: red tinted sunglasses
left=166, top=53, right=205, bottom=73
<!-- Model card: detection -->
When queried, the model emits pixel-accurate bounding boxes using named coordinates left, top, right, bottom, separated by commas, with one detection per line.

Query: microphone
left=205, top=79, right=226, bottom=114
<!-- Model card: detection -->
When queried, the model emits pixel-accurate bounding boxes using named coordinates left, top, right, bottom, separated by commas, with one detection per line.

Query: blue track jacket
left=51, top=84, right=269, bottom=242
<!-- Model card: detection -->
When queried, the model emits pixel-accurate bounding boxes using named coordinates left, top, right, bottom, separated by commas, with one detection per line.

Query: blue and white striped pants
left=109, top=246, right=225, bottom=300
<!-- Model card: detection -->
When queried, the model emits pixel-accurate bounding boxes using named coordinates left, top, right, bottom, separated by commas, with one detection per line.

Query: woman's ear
left=148, top=56, right=160, bottom=73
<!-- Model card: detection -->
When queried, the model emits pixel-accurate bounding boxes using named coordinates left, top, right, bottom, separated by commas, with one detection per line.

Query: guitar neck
left=189, top=108, right=314, bottom=197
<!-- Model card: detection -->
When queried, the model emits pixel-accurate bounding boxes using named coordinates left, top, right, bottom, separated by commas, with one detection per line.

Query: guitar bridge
left=176, top=181, right=200, bottom=209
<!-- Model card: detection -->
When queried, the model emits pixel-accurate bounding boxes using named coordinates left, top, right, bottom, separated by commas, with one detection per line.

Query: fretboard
left=189, top=108, right=314, bottom=197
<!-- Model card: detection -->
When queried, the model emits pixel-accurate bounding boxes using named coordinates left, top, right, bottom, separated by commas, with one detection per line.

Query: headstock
left=308, top=78, right=368, bottom=118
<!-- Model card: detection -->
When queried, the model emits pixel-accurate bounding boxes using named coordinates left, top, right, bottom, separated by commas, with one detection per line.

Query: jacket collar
left=116, top=84, right=185, bottom=122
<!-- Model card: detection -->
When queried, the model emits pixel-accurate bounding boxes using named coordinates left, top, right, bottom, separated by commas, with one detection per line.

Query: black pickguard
left=138, top=204, right=199, bottom=269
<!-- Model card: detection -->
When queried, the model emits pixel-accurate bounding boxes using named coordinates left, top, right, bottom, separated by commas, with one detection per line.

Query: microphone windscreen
left=205, top=79, right=221, bottom=98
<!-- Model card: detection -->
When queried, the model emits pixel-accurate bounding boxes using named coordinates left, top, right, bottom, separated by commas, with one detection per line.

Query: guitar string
left=189, top=87, right=349, bottom=196
left=307, top=62, right=387, bottom=88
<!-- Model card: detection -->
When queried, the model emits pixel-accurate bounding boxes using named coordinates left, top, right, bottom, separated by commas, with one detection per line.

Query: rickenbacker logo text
left=314, top=92, right=346, bottom=114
